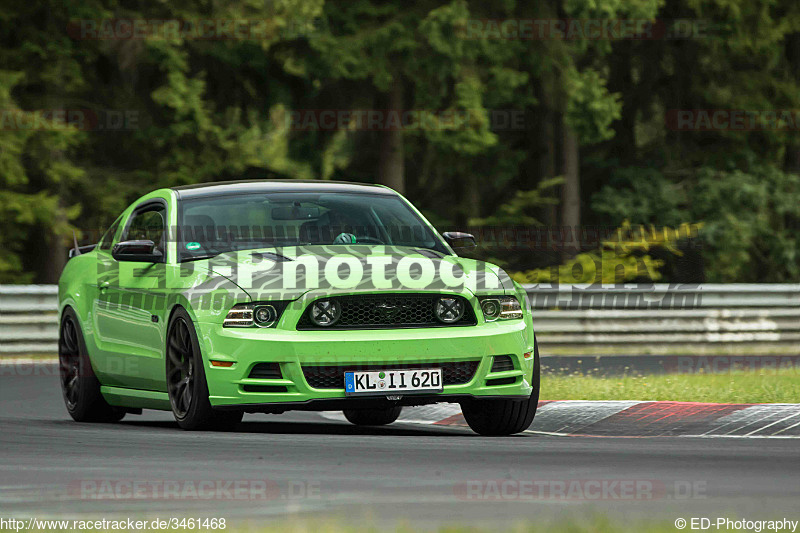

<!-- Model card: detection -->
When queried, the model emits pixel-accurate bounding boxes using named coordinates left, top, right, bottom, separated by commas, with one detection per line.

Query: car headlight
left=223, top=302, right=289, bottom=328
left=479, top=296, right=523, bottom=321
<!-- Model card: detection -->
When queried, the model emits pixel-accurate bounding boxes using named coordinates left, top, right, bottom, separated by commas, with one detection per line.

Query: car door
left=91, top=214, right=128, bottom=383
left=96, top=199, right=170, bottom=391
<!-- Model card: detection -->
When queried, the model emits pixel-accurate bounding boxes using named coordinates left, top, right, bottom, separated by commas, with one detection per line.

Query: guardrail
left=1, top=284, right=799, bottom=356
left=525, top=284, right=800, bottom=356
left=0, top=285, right=60, bottom=354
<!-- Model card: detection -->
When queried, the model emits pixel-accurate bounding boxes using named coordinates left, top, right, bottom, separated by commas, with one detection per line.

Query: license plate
left=344, top=368, right=443, bottom=396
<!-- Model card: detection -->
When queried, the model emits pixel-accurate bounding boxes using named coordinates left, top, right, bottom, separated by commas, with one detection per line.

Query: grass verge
left=542, top=367, right=800, bottom=403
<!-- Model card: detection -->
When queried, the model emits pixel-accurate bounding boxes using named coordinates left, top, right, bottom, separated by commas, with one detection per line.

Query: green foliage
left=511, top=248, right=665, bottom=284
left=2, top=0, right=800, bottom=284
left=564, top=67, right=622, bottom=145
left=593, top=164, right=800, bottom=282
left=0, top=67, right=85, bottom=282
left=469, top=178, right=563, bottom=226
left=507, top=221, right=697, bottom=284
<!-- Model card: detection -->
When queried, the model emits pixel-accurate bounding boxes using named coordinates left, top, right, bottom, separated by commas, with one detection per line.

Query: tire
left=343, top=406, right=402, bottom=426
left=166, top=308, right=243, bottom=431
left=462, top=340, right=541, bottom=436
left=59, top=307, right=126, bottom=423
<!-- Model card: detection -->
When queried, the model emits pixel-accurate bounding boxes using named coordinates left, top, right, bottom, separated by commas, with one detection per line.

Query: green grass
left=542, top=368, right=800, bottom=403
left=0, top=353, right=57, bottom=360
left=4, top=355, right=798, bottom=404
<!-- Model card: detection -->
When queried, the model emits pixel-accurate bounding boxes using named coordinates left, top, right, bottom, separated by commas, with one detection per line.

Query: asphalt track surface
left=1, top=369, right=799, bottom=529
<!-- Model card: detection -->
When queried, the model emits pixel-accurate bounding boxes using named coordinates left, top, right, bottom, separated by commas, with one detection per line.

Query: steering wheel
left=333, top=233, right=386, bottom=245
left=353, top=236, right=385, bottom=244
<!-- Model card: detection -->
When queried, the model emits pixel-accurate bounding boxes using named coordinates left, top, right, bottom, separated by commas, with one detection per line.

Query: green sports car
left=58, top=180, right=540, bottom=435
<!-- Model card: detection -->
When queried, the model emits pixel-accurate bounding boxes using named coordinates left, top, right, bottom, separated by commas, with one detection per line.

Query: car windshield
left=178, top=191, right=446, bottom=261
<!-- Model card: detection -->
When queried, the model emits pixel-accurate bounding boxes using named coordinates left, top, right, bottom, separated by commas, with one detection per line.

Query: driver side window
left=123, top=205, right=166, bottom=254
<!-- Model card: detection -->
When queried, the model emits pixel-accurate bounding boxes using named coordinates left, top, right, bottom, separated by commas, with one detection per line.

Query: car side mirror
left=442, top=231, right=477, bottom=250
left=112, top=240, right=163, bottom=263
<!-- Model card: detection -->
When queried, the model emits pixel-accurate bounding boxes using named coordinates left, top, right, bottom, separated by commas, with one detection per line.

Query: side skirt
left=101, top=386, right=171, bottom=411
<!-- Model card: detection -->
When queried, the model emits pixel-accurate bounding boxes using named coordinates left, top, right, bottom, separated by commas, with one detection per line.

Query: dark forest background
left=2, top=0, right=800, bottom=284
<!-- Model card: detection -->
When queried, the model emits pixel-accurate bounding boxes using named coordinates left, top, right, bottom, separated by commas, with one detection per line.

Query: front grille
left=302, top=361, right=480, bottom=390
left=248, top=363, right=282, bottom=379
left=296, top=294, right=476, bottom=330
left=491, top=355, right=515, bottom=372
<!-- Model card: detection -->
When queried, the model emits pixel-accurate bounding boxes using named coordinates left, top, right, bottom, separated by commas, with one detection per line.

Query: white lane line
left=771, top=418, right=800, bottom=436
left=743, top=411, right=800, bottom=437
left=524, top=430, right=800, bottom=439
left=680, top=434, right=800, bottom=439
left=524, top=430, right=571, bottom=437
left=702, top=405, right=800, bottom=436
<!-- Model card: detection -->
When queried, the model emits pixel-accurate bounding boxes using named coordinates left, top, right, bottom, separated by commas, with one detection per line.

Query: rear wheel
left=59, top=308, right=126, bottom=423
left=166, top=308, right=243, bottom=431
left=462, top=341, right=541, bottom=436
left=343, top=406, right=402, bottom=426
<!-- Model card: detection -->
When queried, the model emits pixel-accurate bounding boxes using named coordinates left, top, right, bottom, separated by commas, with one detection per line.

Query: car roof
left=171, top=179, right=397, bottom=199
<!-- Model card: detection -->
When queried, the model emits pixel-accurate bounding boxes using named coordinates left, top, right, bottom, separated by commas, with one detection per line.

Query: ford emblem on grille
left=375, top=302, right=403, bottom=320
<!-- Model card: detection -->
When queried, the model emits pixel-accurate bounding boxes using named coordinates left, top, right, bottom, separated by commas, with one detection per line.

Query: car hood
left=189, top=245, right=513, bottom=301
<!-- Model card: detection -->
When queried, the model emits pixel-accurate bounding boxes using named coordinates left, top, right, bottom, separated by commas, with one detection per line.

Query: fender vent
left=491, top=355, right=515, bottom=372
left=249, top=363, right=282, bottom=379
left=486, top=377, right=517, bottom=387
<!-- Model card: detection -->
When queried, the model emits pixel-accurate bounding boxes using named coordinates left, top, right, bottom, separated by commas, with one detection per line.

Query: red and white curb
left=4, top=360, right=798, bottom=437
left=323, top=401, right=800, bottom=438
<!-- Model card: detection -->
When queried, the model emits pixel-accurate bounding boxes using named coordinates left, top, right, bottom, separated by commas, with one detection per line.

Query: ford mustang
left=58, top=180, right=540, bottom=435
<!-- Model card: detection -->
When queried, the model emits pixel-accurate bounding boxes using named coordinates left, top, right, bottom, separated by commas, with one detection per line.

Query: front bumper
left=195, top=319, right=536, bottom=408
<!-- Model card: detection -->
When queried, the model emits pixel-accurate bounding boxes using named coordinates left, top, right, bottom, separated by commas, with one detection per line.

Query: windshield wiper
left=413, top=248, right=444, bottom=258
left=182, top=253, right=222, bottom=262
left=183, top=249, right=294, bottom=263
left=252, top=251, right=293, bottom=262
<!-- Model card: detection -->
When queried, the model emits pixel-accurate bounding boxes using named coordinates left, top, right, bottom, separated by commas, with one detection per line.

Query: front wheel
left=461, top=341, right=541, bottom=436
left=343, top=406, right=402, bottom=426
left=166, top=308, right=243, bottom=431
